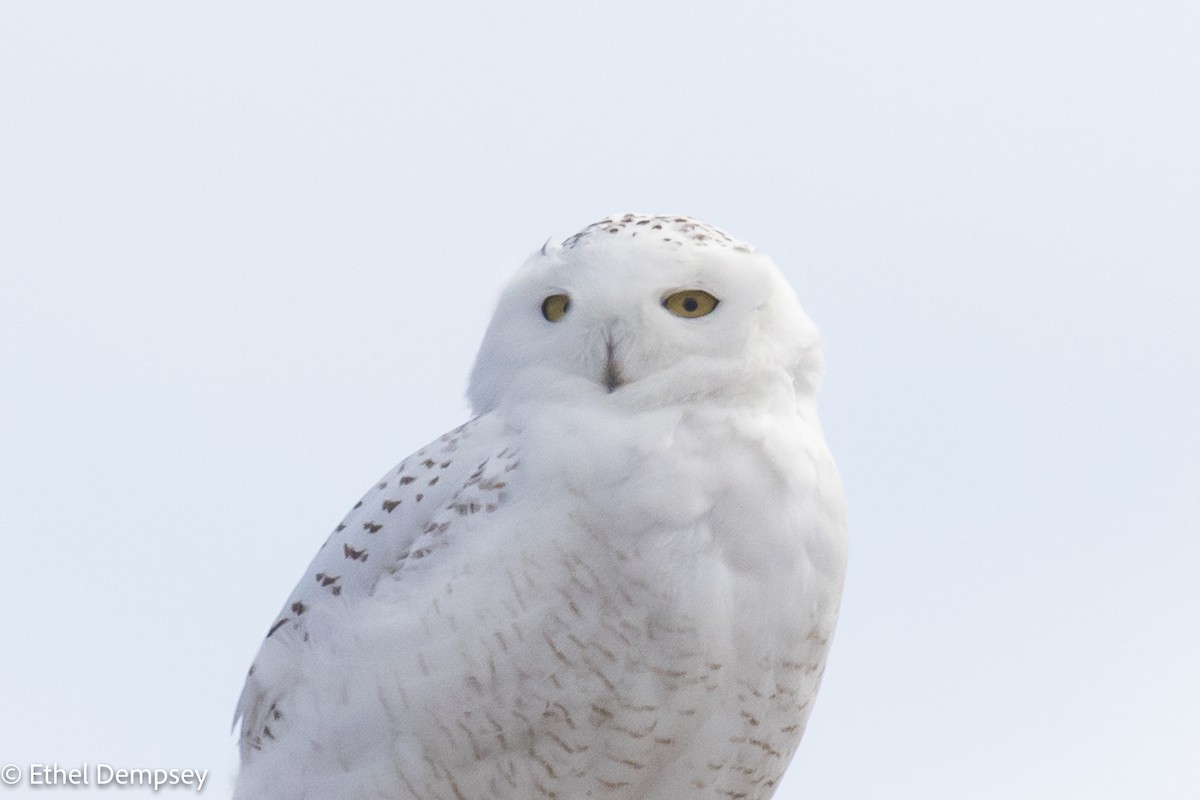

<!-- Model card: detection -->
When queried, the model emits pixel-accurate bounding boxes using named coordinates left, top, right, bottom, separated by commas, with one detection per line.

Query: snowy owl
left=234, top=213, right=848, bottom=799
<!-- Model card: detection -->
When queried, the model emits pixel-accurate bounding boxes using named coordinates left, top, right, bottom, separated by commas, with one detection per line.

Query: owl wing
left=234, top=412, right=513, bottom=758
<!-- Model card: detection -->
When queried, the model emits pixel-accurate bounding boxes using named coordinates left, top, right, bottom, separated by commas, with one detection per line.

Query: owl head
left=468, top=214, right=824, bottom=414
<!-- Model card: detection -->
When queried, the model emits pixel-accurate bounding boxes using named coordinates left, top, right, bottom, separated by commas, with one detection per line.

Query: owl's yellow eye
left=541, top=294, right=571, bottom=322
left=662, top=289, right=719, bottom=318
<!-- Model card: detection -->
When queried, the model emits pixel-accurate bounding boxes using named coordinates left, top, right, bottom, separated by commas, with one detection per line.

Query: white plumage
left=234, top=213, right=848, bottom=799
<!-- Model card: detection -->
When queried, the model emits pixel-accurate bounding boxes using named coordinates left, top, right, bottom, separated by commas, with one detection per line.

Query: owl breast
left=370, top=398, right=846, bottom=799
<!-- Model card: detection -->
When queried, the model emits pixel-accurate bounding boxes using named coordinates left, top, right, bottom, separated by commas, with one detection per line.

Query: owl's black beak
left=604, top=338, right=626, bottom=392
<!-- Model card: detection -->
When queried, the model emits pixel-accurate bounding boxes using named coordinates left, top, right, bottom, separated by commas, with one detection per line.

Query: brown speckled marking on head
left=560, top=213, right=755, bottom=253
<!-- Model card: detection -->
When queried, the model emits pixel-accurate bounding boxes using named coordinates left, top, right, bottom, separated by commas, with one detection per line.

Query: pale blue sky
left=1, top=2, right=1197, bottom=797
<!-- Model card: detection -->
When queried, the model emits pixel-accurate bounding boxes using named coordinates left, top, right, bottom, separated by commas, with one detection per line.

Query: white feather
left=234, top=213, right=848, bottom=799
